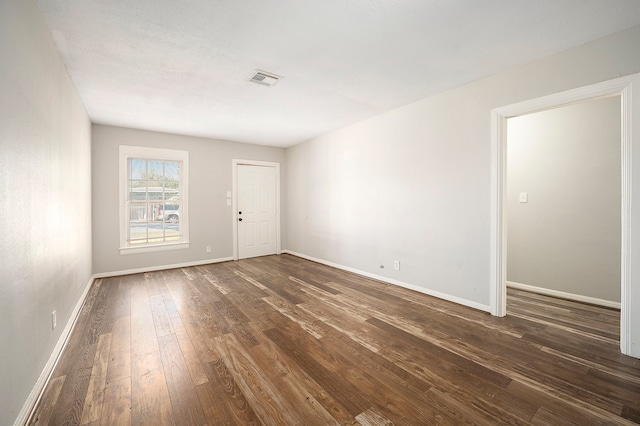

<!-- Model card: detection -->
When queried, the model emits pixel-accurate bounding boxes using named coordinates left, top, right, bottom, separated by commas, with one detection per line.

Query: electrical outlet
left=51, top=311, right=57, bottom=330
left=394, top=260, right=400, bottom=271
left=206, top=245, right=212, bottom=253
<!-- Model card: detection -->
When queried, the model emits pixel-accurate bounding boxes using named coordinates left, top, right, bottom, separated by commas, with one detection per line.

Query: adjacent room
left=3, top=0, right=640, bottom=424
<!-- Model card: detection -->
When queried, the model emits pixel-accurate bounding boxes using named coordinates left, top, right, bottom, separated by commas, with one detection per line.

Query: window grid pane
left=127, top=158, right=182, bottom=246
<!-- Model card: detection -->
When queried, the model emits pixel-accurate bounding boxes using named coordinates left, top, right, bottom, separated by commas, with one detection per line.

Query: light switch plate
left=519, top=192, right=528, bottom=203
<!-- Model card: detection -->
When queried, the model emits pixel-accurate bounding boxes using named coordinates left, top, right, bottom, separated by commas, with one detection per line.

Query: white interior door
left=237, top=164, right=277, bottom=259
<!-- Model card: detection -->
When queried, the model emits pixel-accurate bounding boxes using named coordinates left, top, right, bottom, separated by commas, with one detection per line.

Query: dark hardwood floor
left=28, top=254, right=639, bottom=425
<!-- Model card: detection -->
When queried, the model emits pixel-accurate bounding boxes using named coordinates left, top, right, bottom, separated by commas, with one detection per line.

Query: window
left=119, top=146, right=189, bottom=254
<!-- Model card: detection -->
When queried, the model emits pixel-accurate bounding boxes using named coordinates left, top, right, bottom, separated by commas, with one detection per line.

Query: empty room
left=3, top=0, right=640, bottom=425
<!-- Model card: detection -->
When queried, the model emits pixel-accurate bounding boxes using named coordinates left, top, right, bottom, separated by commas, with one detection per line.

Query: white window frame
left=119, top=145, right=190, bottom=255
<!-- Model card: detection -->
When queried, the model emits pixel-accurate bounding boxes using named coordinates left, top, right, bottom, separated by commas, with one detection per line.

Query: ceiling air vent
left=248, top=70, right=282, bottom=87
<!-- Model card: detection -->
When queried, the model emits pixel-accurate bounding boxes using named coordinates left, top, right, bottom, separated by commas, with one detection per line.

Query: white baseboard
left=17, top=252, right=493, bottom=425
left=17, top=256, right=233, bottom=425
left=92, top=256, right=234, bottom=279
left=506, top=281, right=621, bottom=309
left=16, top=274, right=96, bottom=426
left=282, top=250, right=491, bottom=313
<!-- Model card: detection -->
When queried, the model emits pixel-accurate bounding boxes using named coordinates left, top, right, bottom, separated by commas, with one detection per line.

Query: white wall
left=92, top=124, right=286, bottom=274
left=507, top=97, right=621, bottom=303
left=286, top=26, right=640, bottom=311
left=0, top=0, right=93, bottom=424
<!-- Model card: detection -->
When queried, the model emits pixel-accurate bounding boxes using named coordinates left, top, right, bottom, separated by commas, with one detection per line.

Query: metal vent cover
left=248, top=70, right=282, bottom=87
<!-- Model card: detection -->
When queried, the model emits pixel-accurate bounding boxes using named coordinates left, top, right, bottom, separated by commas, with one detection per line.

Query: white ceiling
left=37, top=0, right=640, bottom=147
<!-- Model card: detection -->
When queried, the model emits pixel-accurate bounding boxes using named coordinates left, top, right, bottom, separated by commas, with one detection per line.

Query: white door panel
left=237, top=164, right=277, bottom=259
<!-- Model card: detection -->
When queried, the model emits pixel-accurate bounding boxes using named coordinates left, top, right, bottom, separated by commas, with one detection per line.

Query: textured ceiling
left=37, top=0, right=640, bottom=147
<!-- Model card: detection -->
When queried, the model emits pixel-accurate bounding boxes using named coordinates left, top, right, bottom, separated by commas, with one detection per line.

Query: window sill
left=120, top=242, right=190, bottom=255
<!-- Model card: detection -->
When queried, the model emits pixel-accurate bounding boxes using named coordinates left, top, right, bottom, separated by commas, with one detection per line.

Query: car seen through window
left=156, top=204, right=180, bottom=223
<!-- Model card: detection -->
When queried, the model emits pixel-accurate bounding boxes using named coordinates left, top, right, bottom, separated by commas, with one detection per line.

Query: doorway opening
left=490, top=75, right=635, bottom=356
left=505, top=96, right=621, bottom=311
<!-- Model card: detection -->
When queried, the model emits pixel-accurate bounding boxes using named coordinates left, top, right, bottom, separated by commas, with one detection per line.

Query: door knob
left=238, top=211, right=242, bottom=214
left=238, top=218, right=243, bottom=221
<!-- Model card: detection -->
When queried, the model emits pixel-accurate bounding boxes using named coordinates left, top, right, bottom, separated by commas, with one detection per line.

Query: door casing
left=490, top=74, right=638, bottom=357
left=232, top=159, right=281, bottom=260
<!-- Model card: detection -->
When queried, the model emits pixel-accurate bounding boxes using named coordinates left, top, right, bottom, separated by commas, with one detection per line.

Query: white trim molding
left=92, top=256, right=234, bottom=279
left=283, top=250, right=491, bottom=313
left=490, top=73, right=640, bottom=357
left=507, top=281, right=621, bottom=310
left=232, top=159, right=281, bottom=260
left=18, top=275, right=95, bottom=426
left=118, top=145, right=190, bottom=255
left=20, top=256, right=234, bottom=424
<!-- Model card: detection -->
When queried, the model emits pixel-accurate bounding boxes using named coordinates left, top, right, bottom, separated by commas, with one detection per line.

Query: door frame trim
left=490, top=74, right=638, bottom=356
left=232, top=159, right=281, bottom=260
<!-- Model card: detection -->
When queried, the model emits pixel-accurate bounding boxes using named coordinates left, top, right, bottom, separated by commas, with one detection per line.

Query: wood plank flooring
left=28, top=254, right=640, bottom=425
